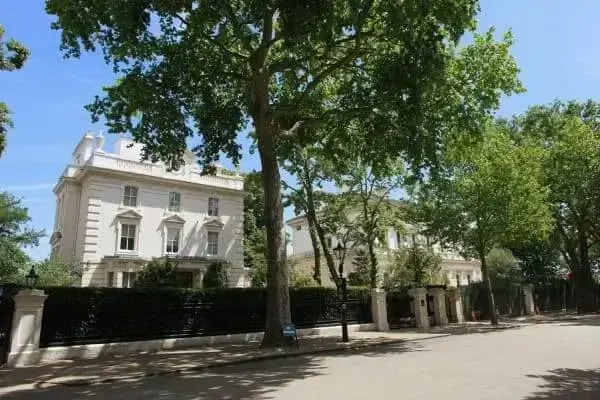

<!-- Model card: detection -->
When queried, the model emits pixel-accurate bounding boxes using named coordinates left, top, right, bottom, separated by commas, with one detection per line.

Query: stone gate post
left=7, top=289, right=47, bottom=368
left=408, top=287, right=430, bottom=329
left=428, top=287, right=449, bottom=326
left=446, top=287, right=464, bottom=323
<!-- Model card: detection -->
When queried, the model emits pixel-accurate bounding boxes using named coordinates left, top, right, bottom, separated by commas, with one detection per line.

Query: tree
left=203, top=262, right=228, bottom=288
left=383, top=244, right=443, bottom=290
left=135, top=258, right=179, bottom=288
left=507, top=234, right=565, bottom=284
left=486, top=247, right=520, bottom=287
left=0, top=25, right=29, bottom=156
left=243, top=171, right=269, bottom=287
left=515, top=103, right=600, bottom=311
left=414, top=127, right=552, bottom=324
left=46, top=0, right=522, bottom=345
left=348, top=249, right=370, bottom=287
left=333, top=150, right=404, bottom=288
left=0, top=192, right=44, bottom=282
left=32, top=257, right=73, bottom=287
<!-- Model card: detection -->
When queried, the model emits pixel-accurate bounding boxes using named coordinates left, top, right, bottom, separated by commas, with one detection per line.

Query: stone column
left=446, top=288, right=464, bottom=323
left=428, top=287, right=449, bottom=326
left=523, top=284, right=535, bottom=315
left=370, top=289, right=390, bottom=332
left=7, top=289, right=48, bottom=368
left=408, top=288, right=430, bottom=329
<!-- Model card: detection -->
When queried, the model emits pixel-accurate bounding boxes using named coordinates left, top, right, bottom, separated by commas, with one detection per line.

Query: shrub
left=202, top=262, right=228, bottom=288
left=135, top=258, right=179, bottom=288
left=383, top=245, right=442, bottom=290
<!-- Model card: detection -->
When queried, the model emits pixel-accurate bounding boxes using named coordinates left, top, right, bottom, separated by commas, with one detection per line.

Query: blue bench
left=281, top=323, right=299, bottom=348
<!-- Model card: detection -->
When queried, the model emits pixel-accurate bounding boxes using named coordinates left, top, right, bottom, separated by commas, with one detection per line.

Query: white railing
left=86, top=152, right=244, bottom=191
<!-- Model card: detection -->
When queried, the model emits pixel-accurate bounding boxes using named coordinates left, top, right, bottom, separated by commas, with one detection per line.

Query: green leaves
left=0, top=24, right=29, bottom=157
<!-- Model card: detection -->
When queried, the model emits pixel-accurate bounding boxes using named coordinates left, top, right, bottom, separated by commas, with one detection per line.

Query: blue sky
left=1, top=0, right=599, bottom=259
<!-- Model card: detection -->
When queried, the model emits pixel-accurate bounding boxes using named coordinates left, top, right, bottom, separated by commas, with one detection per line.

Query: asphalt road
left=2, top=320, right=600, bottom=399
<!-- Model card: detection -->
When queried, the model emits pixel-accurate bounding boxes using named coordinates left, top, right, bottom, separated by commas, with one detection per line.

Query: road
left=2, top=320, right=600, bottom=399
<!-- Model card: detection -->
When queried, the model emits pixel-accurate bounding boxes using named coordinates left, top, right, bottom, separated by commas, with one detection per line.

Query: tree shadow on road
left=0, top=341, right=424, bottom=399
left=524, top=368, right=600, bottom=399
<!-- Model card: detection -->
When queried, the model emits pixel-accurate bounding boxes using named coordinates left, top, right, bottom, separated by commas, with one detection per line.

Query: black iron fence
left=39, top=286, right=372, bottom=347
left=0, top=284, right=19, bottom=366
left=386, top=291, right=413, bottom=328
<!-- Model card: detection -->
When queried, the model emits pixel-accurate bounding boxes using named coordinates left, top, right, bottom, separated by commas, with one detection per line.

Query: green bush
left=202, top=262, right=228, bottom=288
left=135, top=258, right=179, bottom=288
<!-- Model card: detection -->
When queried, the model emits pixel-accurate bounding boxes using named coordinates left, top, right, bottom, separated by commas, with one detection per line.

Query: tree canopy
left=0, top=24, right=29, bottom=156
left=46, top=0, right=522, bottom=344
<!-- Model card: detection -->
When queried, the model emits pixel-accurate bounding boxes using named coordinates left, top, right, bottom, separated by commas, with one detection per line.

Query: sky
left=1, top=0, right=600, bottom=260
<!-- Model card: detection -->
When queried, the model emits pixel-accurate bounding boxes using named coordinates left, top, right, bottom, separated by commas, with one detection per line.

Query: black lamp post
left=26, top=266, right=39, bottom=289
left=333, top=242, right=349, bottom=342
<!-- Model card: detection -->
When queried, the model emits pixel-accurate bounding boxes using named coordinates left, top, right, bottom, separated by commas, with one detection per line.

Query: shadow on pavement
left=0, top=341, right=424, bottom=399
left=525, top=368, right=600, bottom=399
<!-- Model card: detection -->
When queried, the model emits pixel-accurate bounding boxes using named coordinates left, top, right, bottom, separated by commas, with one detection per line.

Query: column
left=7, top=289, right=48, bottom=368
left=428, top=287, right=449, bottom=326
left=523, top=284, right=535, bottom=315
left=446, top=288, right=464, bottom=323
left=370, top=289, right=390, bottom=332
left=408, top=287, right=430, bottom=329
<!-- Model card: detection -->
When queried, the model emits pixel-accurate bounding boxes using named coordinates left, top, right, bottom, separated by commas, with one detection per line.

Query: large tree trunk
left=367, top=239, right=378, bottom=289
left=479, top=253, right=498, bottom=325
left=302, top=168, right=322, bottom=285
left=575, top=224, right=596, bottom=312
left=252, top=54, right=291, bottom=346
left=257, top=131, right=291, bottom=347
left=306, top=215, right=322, bottom=285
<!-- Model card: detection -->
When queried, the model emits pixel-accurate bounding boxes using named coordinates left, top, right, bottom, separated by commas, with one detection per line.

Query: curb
left=38, top=335, right=447, bottom=388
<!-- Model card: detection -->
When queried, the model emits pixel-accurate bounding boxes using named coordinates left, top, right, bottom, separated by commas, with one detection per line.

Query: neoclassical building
left=287, top=214, right=482, bottom=287
left=50, top=132, right=248, bottom=288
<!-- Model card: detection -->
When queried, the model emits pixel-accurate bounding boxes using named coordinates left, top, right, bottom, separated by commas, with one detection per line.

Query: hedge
left=39, top=286, right=372, bottom=347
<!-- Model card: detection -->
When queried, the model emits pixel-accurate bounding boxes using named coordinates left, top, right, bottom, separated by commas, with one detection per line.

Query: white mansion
left=287, top=214, right=482, bottom=287
left=50, top=132, right=248, bottom=288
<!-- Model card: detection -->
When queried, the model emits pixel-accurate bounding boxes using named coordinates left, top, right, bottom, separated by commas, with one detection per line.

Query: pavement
left=1, top=316, right=599, bottom=399
left=0, top=322, right=517, bottom=392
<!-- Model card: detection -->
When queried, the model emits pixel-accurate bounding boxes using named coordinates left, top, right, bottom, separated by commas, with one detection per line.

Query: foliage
left=135, top=258, right=179, bottom=288
left=46, top=0, right=522, bottom=344
left=0, top=192, right=44, bottom=282
left=243, top=171, right=269, bottom=287
left=289, top=264, right=317, bottom=288
left=413, top=126, right=552, bottom=323
left=486, top=248, right=520, bottom=286
left=507, top=235, right=565, bottom=284
left=513, top=102, right=600, bottom=310
left=202, top=262, right=228, bottom=288
left=0, top=25, right=29, bottom=156
left=383, top=245, right=443, bottom=290
left=348, top=249, right=371, bottom=287
left=31, top=257, right=73, bottom=287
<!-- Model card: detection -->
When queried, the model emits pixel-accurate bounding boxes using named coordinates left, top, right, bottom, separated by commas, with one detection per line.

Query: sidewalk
left=0, top=322, right=522, bottom=391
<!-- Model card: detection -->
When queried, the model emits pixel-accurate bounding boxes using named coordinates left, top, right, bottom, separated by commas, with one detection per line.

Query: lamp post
left=26, top=266, right=39, bottom=289
left=333, top=242, right=349, bottom=342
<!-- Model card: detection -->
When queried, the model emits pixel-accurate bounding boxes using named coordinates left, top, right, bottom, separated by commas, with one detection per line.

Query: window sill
left=116, top=251, right=140, bottom=258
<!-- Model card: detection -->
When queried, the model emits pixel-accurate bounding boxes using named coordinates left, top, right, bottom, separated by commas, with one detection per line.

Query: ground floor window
left=122, top=271, right=137, bottom=288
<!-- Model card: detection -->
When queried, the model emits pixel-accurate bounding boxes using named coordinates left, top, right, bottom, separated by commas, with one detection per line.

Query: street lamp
left=26, top=266, right=39, bottom=289
left=333, top=242, right=349, bottom=342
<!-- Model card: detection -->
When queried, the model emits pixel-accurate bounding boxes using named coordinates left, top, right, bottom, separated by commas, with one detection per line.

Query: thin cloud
left=2, top=183, right=55, bottom=192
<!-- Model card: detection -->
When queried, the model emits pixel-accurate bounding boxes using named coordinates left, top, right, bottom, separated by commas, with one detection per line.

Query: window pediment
left=204, top=218, right=224, bottom=229
left=163, top=214, right=186, bottom=224
left=116, top=209, right=143, bottom=220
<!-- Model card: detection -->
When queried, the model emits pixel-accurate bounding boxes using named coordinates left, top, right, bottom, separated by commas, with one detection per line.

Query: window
left=396, top=231, right=401, bottom=247
left=122, top=272, right=136, bottom=288
left=208, top=197, right=219, bottom=216
left=166, top=227, right=180, bottom=254
left=120, top=224, right=137, bottom=251
left=326, top=237, right=333, bottom=249
left=296, top=225, right=302, bottom=231
left=207, top=231, right=219, bottom=255
left=123, top=185, right=138, bottom=207
left=107, top=272, right=114, bottom=287
left=168, top=192, right=181, bottom=212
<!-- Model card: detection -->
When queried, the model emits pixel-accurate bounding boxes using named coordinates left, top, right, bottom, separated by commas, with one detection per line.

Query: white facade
left=50, top=132, right=247, bottom=288
left=287, top=214, right=482, bottom=287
